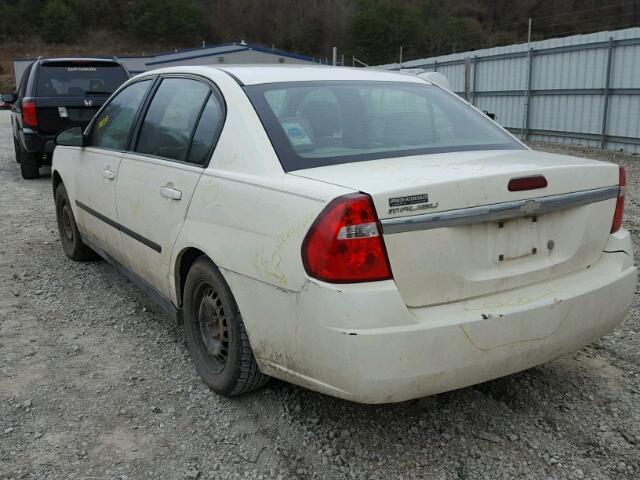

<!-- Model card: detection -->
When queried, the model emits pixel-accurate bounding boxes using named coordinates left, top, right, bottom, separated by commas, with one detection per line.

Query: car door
left=115, top=76, right=225, bottom=297
left=74, top=79, right=153, bottom=257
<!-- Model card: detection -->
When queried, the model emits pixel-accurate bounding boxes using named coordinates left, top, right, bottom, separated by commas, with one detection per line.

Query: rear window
left=36, top=62, right=129, bottom=97
left=245, top=81, right=524, bottom=171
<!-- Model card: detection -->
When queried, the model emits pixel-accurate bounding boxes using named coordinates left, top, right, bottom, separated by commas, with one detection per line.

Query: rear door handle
left=102, top=169, right=115, bottom=180
left=160, top=186, right=182, bottom=200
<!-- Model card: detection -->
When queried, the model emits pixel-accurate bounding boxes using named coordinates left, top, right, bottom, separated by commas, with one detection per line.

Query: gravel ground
left=1, top=111, right=639, bottom=480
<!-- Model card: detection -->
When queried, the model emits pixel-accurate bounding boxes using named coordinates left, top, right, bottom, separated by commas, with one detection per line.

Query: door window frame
left=84, top=76, right=157, bottom=153
left=127, top=73, right=227, bottom=168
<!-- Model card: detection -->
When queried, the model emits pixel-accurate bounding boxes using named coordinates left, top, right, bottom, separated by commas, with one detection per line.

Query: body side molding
left=76, top=200, right=162, bottom=253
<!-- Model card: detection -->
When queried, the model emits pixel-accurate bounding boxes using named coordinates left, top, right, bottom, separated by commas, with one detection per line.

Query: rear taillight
left=22, top=99, right=37, bottom=127
left=611, top=165, right=626, bottom=233
left=302, top=193, right=393, bottom=283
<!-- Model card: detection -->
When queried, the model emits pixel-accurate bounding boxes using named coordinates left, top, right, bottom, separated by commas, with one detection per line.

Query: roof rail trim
left=219, top=69, right=245, bottom=87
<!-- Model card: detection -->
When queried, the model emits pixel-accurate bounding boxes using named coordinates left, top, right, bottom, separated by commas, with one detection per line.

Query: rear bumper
left=227, top=229, right=637, bottom=404
left=21, top=129, right=55, bottom=155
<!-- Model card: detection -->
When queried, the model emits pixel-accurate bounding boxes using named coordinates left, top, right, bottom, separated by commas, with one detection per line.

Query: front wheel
left=183, top=257, right=269, bottom=396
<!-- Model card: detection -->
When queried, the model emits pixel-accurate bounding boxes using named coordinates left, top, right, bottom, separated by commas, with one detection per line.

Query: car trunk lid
left=292, top=149, right=620, bottom=307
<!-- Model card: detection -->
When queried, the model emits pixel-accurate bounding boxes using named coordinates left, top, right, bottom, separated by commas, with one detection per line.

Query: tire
left=54, top=183, right=98, bottom=261
left=183, top=257, right=269, bottom=396
left=13, top=137, right=20, bottom=163
left=20, top=149, right=40, bottom=179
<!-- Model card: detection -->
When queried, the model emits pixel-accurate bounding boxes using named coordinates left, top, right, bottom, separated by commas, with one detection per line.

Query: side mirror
left=55, top=126, right=85, bottom=147
left=1, top=93, right=17, bottom=103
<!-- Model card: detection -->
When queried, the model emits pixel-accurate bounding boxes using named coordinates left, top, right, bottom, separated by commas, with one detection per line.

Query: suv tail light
left=22, top=98, right=37, bottom=127
left=302, top=193, right=393, bottom=283
left=611, top=165, right=626, bottom=233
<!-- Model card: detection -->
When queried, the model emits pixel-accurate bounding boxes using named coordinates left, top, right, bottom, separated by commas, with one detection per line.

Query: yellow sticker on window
left=97, top=114, right=109, bottom=129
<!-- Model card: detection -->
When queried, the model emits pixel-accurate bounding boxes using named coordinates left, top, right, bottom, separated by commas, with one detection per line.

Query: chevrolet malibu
left=51, top=65, right=636, bottom=403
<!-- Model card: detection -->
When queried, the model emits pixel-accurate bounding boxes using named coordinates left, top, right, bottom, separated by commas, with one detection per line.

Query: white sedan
left=51, top=65, right=636, bottom=404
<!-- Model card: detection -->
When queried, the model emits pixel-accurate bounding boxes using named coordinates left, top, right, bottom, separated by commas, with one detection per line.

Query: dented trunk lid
left=292, top=149, right=620, bottom=307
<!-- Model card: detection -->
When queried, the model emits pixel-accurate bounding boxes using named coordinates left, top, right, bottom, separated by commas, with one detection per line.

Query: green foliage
left=126, top=0, right=202, bottom=45
left=71, top=0, right=129, bottom=32
left=0, top=0, right=43, bottom=41
left=40, top=0, right=80, bottom=43
left=349, top=0, right=426, bottom=63
left=0, top=0, right=638, bottom=64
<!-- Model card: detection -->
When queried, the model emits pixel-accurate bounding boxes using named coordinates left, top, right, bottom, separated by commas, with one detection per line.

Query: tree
left=349, top=0, right=427, bottom=64
left=127, top=0, right=203, bottom=46
left=40, top=0, right=80, bottom=43
left=2, top=0, right=639, bottom=64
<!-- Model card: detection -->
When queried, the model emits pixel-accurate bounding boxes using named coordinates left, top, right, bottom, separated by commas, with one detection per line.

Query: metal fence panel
left=476, top=56, right=527, bottom=91
left=611, top=43, right=640, bottom=88
left=437, top=64, right=466, bottom=91
left=378, top=27, right=640, bottom=153
left=608, top=94, right=640, bottom=139
left=475, top=95, right=524, bottom=128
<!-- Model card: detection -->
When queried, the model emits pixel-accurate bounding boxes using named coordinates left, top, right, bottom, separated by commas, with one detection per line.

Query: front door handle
left=102, top=169, right=115, bottom=180
left=160, top=186, right=182, bottom=200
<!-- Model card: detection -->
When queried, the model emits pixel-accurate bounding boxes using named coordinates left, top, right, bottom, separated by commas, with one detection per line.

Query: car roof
left=139, top=64, right=429, bottom=86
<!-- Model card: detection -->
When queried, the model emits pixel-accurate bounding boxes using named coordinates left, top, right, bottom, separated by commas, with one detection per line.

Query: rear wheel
left=55, top=183, right=97, bottom=261
left=183, top=257, right=269, bottom=396
left=19, top=148, right=40, bottom=179
left=13, top=137, right=20, bottom=163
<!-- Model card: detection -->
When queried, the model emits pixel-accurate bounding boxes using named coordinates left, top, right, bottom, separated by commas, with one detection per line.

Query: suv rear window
left=245, top=81, right=524, bottom=171
left=36, top=62, right=128, bottom=97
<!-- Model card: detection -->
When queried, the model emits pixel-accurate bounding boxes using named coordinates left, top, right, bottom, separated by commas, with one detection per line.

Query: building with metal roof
left=119, top=41, right=317, bottom=75
left=12, top=42, right=317, bottom=88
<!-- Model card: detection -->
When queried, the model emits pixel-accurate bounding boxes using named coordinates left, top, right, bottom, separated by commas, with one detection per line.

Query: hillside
left=1, top=0, right=639, bottom=91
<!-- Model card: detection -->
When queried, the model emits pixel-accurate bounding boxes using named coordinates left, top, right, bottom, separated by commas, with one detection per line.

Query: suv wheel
left=55, top=183, right=97, bottom=261
left=13, top=137, right=20, bottom=163
left=183, top=257, right=269, bottom=396
left=20, top=149, right=40, bottom=179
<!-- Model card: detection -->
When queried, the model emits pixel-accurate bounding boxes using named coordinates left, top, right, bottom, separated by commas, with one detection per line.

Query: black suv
left=2, top=58, right=130, bottom=179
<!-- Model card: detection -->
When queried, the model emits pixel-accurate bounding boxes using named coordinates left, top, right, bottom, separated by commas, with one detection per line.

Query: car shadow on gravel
left=257, top=352, right=636, bottom=471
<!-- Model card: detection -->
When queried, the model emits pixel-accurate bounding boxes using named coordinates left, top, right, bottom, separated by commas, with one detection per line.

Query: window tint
left=248, top=81, right=524, bottom=171
left=90, top=80, right=151, bottom=150
left=136, top=78, right=210, bottom=162
left=187, top=94, right=224, bottom=165
left=36, top=62, right=129, bottom=97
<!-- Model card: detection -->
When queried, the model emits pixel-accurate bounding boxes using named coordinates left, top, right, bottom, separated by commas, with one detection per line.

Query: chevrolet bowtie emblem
left=519, top=199, right=541, bottom=215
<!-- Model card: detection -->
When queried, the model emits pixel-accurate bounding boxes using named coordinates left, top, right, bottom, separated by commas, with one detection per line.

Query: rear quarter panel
left=172, top=170, right=351, bottom=297
left=170, top=70, right=353, bottom=301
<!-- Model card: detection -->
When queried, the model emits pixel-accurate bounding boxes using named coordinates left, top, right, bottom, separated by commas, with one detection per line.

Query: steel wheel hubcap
left=61, top=204, right=74, bottom=242
left=197, top=286, right=229, bottom=366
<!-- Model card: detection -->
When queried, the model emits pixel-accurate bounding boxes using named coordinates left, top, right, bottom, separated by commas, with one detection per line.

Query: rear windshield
left=245, top=81, right=524, bottom=171
left=36, top=62, right=129, bottom=97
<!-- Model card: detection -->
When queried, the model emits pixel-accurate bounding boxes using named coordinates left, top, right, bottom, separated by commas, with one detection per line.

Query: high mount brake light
left=508, top=175, right=548, bottom=192
left=611, top=165, right=626, bottom=233
left=302, top=193, right=393, bottom=283
left=22, top=99, right=37, bottom=127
